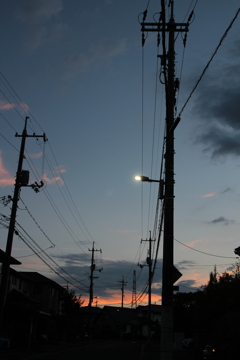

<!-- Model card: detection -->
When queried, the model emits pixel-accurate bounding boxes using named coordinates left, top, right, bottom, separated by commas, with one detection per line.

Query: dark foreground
left=0, top=339, right=207, bottom=360
left=1, top=339, right=144, bottom=360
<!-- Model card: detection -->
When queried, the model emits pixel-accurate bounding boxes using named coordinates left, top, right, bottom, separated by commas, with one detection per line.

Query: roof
left=0, top=249, right=21, bottom=265
left=136, top=304, right=162, bottom=314
left=79, top=306, right=102, bottom=315
left=99, top=306, right=136, bottom=324
left=18, top=272, right=64, bottom=290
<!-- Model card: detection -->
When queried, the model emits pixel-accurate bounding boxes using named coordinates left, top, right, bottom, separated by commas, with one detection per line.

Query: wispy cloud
left=208, top=216, right=235, bottom=226
left=0, top=100, right=13, bottom=111
left=16, top=0, right=63, bottom=22
left=0, top=99, right=29, bottom=113
left=0, top=151, right=14, bottom=187
left=28, top=152, right=43, bottom=159
left=42, top=173, right=64, bottom=186
left=15, top=0, right=65, bottom=50
left=41, top=166, right=66, bottom=186
left=186, top=238, right=206, bottom=248
left=64, top=38, right=127, bottom=78
left=202, top=192, right=215, bottom=198
left=57, top=165, right=66, bottom=174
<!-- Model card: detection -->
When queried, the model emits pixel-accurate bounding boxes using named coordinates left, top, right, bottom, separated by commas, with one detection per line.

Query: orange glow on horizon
left=80, top=290, right=161, bottom=308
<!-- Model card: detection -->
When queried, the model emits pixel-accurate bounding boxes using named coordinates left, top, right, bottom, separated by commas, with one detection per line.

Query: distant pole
left=131, top=270, right=137, bottom=308
left=87, top=242, right=102, bottom=333
left=88, top=242, right=102, bottom=307
left=141, top=232, right=155, bottom=342
left=0, top=117, right=46, bottom=327
left=118, top=276, right=127, bottom=341
left=118, top=276, right=127, bottom=308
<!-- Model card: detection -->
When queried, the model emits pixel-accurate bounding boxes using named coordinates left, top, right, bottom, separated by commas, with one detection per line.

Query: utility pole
left=87, top=242, right=102, bottom=334
left=131, top=270, right=137, bottom=308
left=118, top=275, right=127, bottom=341
left=141, top=1, right=189, bottom=359
left=141, top=232, right=155, bottom=342
left=0, top=117, right=46, bottom=327
left=88, top=241, right=102, bottom=308
left=118, top=275, right=127, bottom=308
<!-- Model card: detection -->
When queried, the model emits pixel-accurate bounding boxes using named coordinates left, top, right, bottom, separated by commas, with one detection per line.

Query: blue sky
left=0, top=0, right=240, bottom=307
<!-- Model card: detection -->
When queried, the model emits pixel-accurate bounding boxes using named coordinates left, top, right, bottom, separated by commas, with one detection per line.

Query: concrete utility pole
left=0, top=117, right=46, bottom=327
left=141, top=1, right=189, bottom=359
left=141, top=232, right=155, bottom=342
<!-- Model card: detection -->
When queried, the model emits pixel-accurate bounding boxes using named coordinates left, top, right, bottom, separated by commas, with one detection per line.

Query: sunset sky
left=1, top=0, right=240, bottom=307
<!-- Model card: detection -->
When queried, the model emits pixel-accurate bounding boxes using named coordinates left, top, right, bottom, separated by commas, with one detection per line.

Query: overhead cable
left=175, top=237, right=238, bottom=259
left=175, top=8, right=240, bottom=127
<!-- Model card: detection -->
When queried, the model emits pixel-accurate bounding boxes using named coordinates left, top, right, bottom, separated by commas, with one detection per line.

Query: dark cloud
left=51, top=252, right=154, bottom=300
left=191, top=37, right=240, bottom=158
left=52, top=252, right=203, bottom=300
left=176, top=260, right=196, bottom=271
left=221, top=187, right=232, bottom=194
left=177, top=279, right=200, bottom=292
left=208, top=216, right=234, bottom=225
left=226, top=264, right=236, bottom=271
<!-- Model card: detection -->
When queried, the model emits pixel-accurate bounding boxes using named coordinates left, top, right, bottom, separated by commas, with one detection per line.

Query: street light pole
left=140, top=2, right=189, bottom=359
left=161, top=2, right=175, bottom=358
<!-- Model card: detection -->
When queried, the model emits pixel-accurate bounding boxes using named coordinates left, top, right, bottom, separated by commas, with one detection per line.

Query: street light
left=135, top=175, right=160, bottom=183
left=135, top=175, right=164, bottom=200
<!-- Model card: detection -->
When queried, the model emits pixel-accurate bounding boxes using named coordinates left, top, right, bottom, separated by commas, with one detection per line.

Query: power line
left=0, top=71, right=97, bottom=252
left=17, top=230, right=88, bottom=293
left=175, top=7, right=240, bottom=124
left=174, top=237, right=238, bottom=259
left=15, top=222, right=89, bottom=292
left=19, top=197, right=55, bottom=248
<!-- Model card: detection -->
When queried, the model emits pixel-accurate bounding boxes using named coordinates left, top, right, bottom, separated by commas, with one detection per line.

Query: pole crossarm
left=141, top=22, right=189, bottom=33
left=16, top=133, right=47, bottom=140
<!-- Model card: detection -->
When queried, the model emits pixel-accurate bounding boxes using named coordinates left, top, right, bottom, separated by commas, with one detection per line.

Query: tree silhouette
left=174, top=262, right=240, bottom=359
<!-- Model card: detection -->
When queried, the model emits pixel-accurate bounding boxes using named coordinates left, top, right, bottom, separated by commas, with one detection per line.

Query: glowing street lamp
left=135, top=175, right=160, bottom=183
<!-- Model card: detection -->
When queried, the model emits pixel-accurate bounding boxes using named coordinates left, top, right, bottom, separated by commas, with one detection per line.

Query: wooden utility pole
left=141, top=1, right=189, bottom=359
left=0, top=117, right=46, bottom=327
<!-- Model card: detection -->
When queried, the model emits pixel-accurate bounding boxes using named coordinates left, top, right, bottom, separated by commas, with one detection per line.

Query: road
left=1, top=339, right=146, bottom=360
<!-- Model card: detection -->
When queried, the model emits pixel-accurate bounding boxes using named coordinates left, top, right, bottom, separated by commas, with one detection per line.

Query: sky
left=0, top=0, right=240, bottom=308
